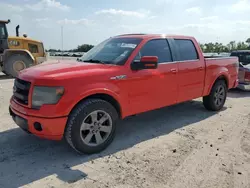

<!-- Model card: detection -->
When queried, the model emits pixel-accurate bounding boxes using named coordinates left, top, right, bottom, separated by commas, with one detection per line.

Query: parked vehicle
left=230, top=50, right=250, bottom=90
left=73, top=52, right=82, bottom=57
left=236, top=63, right=250, bottom=90
left=9, top=34, right=239, bottom=154
left=230, top=50, right=250, bottom=65
left=49, top=52, right=56, bottom=56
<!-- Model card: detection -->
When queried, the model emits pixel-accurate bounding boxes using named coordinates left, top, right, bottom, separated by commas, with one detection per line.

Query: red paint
left=140, top=56, right=158, bottom=62
left=10, top=100, right=67, bottom=140
left=10, top=34, right=239, bottom=140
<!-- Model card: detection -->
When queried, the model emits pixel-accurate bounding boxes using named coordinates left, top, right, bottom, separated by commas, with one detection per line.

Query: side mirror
left=131, top=56, right=158, bottom=71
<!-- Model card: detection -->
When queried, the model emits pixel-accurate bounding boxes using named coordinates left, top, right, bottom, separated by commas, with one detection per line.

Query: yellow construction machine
left=0, top=19, right=46, bottom=77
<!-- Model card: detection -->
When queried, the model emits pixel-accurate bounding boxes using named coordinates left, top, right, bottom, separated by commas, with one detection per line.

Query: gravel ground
left=0, top=72, right=250, bottom=188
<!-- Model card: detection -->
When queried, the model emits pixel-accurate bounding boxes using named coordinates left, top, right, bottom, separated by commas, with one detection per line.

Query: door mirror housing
left=131, top=56, right=158, bottom=70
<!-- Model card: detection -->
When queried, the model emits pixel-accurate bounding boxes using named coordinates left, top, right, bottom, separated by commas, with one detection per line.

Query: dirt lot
left=0, top=73, right=250, bottom=188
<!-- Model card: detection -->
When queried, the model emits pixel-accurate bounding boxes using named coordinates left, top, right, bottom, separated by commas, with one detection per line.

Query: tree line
left=47, top=44, right=94, bottom=52
left=200, top=38, right=250, bottom=53
left=47, top=38, right=250, bottom=53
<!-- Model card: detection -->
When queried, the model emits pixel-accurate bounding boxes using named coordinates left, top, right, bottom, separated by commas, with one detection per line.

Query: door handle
left=198, top=67, right=204, bottom=70
left=170, top=68, right=177, bottom=73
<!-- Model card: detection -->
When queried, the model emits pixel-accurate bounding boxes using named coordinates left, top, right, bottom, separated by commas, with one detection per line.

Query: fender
left=68, top=83, right=125, bottom=118
left=3, top=49, right=35, bottom=62
left=206, top=71, right=229, bottom=96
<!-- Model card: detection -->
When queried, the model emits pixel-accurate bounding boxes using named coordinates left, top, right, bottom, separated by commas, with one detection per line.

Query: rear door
left=170, top=39, right=205, bottom=102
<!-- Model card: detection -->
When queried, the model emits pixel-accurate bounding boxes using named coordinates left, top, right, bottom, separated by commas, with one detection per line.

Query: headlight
left=32, top=86, right=64, bottom=109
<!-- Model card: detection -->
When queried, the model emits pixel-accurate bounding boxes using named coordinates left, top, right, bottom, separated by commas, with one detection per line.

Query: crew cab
left=9, top=34, right=239, bottom=154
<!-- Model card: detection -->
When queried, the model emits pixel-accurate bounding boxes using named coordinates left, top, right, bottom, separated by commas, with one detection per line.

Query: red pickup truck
left=9, top=34, right=239, bottom=154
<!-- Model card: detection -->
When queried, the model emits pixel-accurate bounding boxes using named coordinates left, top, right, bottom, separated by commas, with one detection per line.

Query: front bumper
left=9, top=100, right=68, bottom=140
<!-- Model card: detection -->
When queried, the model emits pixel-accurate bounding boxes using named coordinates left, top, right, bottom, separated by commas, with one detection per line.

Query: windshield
left=0, top=24, right=7, bottom=39
left=78, top=37, right=142, bottom=65
left=231, top=52, right=250, bottom=65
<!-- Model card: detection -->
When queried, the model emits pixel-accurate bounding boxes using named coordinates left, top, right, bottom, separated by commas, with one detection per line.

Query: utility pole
left=61, top=25, right=64, bottom=59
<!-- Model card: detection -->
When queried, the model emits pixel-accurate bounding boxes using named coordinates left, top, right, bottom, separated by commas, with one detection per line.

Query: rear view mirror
left=131, top=56, right=158, bottom=70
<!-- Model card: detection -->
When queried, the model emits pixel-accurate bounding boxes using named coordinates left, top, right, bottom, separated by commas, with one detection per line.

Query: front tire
left=4, top=54, right=32, bottom=77
left=203, top=80, right=227, bottom=111
left=65, top=99, right=119, bottom=154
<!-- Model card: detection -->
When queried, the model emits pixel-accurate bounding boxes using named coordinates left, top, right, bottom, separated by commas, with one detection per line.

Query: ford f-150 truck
left=9, top=34, right=239, bottom=154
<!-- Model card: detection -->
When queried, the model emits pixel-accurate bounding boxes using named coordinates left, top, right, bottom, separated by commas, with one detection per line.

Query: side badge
left=110, top=75, right=127, bottom=80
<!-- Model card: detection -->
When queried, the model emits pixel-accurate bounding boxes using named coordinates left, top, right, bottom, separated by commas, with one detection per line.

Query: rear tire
left=65, top=99, right=119, bottom=154
left=3, top=54, right=32, bottom=77
left=203, top=80, right=227, bottom=111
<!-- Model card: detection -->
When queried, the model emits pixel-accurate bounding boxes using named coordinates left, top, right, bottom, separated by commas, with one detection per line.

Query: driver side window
left=134, top=39, right=173, bottom=63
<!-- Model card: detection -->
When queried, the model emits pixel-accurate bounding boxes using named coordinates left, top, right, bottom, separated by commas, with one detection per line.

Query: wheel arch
left=207, top=73, right=229, bottom=95
left=3, top=49, right=35, bottom=63
left=216, top=75, right=228, bottom=88
left=69, top=92, right=123, bottom=120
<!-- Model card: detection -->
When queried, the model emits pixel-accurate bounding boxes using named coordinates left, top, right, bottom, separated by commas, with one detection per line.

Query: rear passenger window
left=28, top=43, right=38, bottom=53
left=174, top=39, right=198, bottom=61
left=135, top=39, right=172, bottom=63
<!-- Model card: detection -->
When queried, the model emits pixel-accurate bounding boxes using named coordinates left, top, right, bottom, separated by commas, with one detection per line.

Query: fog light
left=34, top=122, right=42, bottom=131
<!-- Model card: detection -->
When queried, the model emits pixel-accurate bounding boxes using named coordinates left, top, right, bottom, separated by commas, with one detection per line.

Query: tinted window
left=28, top=44, right=38, bottom=53
left=135, top=39, right=172, bottom=63
left=0, top=24, right=7, bottom=39
left=175, top=39, right=198, bottom=61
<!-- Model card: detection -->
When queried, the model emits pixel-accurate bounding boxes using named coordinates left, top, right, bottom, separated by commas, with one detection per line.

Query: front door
left=126, top=39, right=178, bottom=115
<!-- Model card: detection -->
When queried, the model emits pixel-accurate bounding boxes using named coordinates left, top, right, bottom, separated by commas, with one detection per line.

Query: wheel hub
left=214, top=85, right=225, bottom=106
left=13, top=61, right=26, bottom=72
left=80, top=110, right=112, bottom=146
left=92, top=122, right=100, bottom=132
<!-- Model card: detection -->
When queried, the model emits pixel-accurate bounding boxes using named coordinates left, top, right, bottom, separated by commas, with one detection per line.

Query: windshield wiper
left=83, top=59, right=106, bottom=64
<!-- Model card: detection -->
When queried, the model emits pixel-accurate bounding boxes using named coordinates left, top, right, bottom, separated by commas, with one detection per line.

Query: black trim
left=9, top=107, right=29, bottom=133
left=167, top=38, right=179, bottom=61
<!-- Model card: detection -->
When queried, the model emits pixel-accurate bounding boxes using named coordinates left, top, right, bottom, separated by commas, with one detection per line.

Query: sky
left=0, top=0, right=250, bottom=50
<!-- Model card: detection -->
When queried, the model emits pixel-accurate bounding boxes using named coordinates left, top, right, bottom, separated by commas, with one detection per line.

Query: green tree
left=228, top=41, right=237, bottom=51
left=76, top=44, right=94, bottom=52
left=214, top=42, right=224, bottom=53
left=237, top=42, right=248, bottom=50
left=199, top=43, right=205, bottom=52
left=246, top=38, right=250, bottom=45
left=204, top=43, right=215, bottom=53
left=246, top=38, right=250, bottom=49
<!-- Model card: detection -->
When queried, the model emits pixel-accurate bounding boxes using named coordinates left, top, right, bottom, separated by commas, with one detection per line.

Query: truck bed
left=203, top=56, right=239, bottom=95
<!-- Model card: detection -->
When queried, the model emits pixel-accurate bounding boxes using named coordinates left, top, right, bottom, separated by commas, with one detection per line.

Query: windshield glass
left=0, top=24, right=7, bottom=39
left=78, top=37, right=142, bottom=65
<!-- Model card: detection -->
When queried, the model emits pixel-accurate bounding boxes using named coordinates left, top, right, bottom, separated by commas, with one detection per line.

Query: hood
left=19, top=60, right=116, bottom=80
